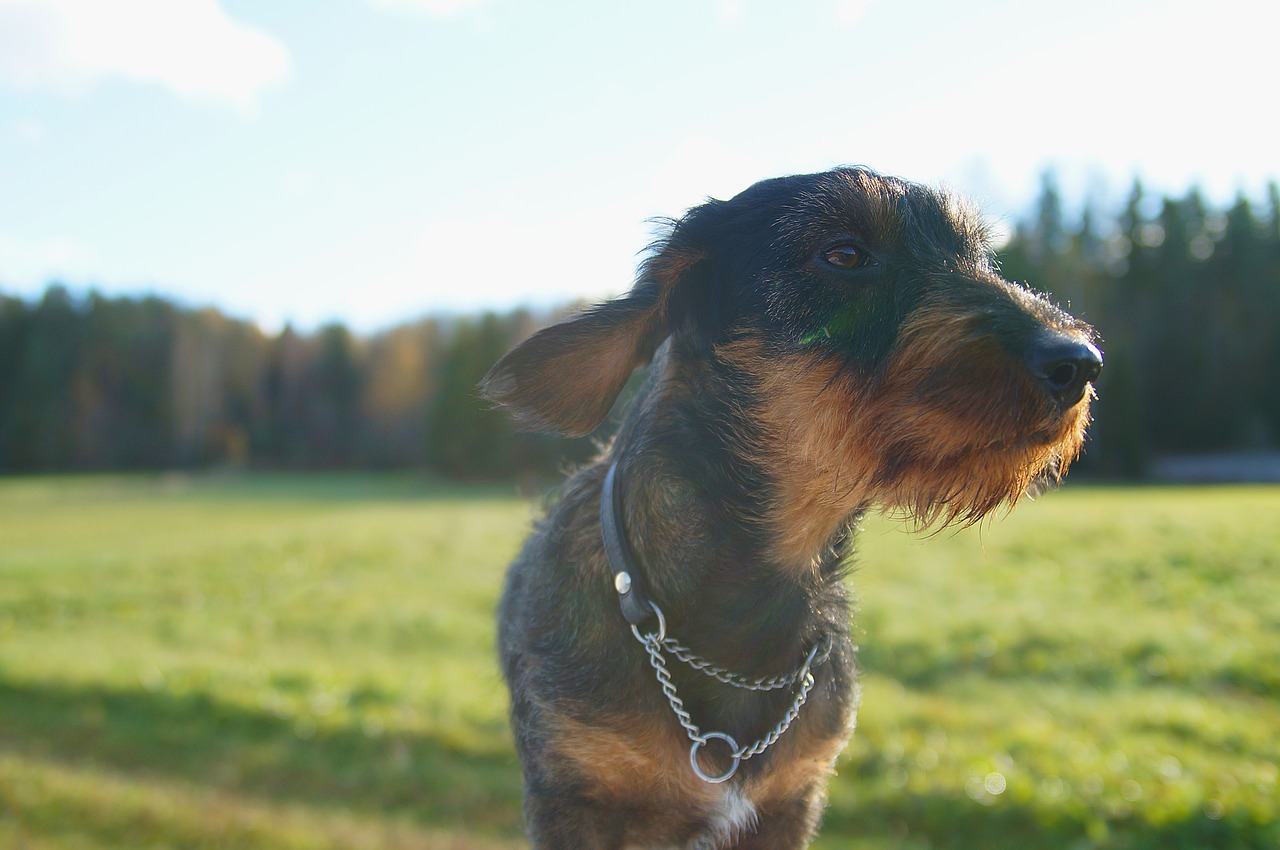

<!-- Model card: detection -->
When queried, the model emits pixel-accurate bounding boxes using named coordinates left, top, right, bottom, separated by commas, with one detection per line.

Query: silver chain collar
left=627, top=596, right=827, bottom=784
left=601, top=464, right=829, bottom=785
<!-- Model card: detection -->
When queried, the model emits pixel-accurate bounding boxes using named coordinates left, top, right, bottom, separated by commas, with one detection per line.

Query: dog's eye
left=822, top=244, right=872, bottom=270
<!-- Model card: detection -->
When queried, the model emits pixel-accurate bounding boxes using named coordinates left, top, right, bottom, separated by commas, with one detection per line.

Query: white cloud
left=0, top=0, right=290, bottom=110
left=833, top=0, right=876, bottom=26
left=716, top=0, right=743, bottom=26
left=366, top=0, right=490, bottom=17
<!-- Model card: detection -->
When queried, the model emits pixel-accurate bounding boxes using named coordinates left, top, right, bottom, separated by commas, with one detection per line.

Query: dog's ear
left=481, top=208, right=717, bottom=437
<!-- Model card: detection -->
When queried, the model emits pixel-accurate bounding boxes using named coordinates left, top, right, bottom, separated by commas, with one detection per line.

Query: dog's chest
left=703, top=784, right=759, bottom=844
left=631, top=786, right=759, bottom=849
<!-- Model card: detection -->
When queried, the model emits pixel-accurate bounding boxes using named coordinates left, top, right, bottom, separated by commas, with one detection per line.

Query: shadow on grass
left=0, top=678, right=524, bottom=837
left=3, top=677, right=1276, bottom=850
left=821, top=789, right=1277, bottom=850
left=856, top=636, right=1279, bottom=697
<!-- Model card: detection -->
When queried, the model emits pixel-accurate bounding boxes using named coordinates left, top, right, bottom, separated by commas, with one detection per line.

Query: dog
left=482, top=167, right=1101, bottom=849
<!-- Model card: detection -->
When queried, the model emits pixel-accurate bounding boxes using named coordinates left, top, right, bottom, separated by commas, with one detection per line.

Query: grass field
left=0, top=474, right=1277, bottom=849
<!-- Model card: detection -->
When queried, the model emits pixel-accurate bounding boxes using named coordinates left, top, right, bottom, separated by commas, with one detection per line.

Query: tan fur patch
left=720, top=315, right=1093, bottom=574
left=743, top=708, right=854, bottom=807
left=551, top=716, right=723, bottom=808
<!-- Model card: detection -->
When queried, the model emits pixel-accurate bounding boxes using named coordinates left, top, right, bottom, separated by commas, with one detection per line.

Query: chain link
left=662, top=639, right=801, bottom=691
left=634, top=611, right=826, bottom=783
left=641, top=634, right=707, bottom=744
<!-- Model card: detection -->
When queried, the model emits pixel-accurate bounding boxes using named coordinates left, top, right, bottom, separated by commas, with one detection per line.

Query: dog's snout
left=1026, top=331, right=1103, bottom=406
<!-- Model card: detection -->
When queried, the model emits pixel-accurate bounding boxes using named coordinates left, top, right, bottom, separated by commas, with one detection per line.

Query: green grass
left=0, top=475, right=1277, bottom=849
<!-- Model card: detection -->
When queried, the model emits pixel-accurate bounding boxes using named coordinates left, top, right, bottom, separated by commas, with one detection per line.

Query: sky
left=0, top=0, right=1275, bottom=332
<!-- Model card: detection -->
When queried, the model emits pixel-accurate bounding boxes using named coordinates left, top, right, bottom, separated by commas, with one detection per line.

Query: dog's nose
left=1025, top=331, right=1102, bottom=406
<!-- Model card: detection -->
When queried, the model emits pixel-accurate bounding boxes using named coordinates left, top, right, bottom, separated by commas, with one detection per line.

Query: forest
left=2, top=174, right=1278, bottom=479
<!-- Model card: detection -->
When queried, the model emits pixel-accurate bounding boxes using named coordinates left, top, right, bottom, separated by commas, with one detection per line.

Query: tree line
left=1, top=175, right=1278, bottom=479
left=0, top=293, right=591, bottom=479
left=999, top=175, right=1280, bottom=475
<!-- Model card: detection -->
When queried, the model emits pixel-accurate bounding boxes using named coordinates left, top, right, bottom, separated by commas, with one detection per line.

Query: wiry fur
left=482, top=166, right=1101, bottom=848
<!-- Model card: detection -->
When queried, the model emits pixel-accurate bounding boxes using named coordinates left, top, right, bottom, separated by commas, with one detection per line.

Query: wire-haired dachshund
left=482, top=166, right=1101, bottom=849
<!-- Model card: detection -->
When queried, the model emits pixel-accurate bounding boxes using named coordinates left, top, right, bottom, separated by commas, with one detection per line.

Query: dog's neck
left=604, top=341, right=852, bottom=677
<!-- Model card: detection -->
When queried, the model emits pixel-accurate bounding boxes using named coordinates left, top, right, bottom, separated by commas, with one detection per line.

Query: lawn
left=0, top=474, right=1276, bottom=849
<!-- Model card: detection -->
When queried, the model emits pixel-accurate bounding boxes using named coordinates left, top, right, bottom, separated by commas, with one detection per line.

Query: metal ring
left=629, top=600, right=666, bottom=644
left=690, top=732, right=740, bottom=784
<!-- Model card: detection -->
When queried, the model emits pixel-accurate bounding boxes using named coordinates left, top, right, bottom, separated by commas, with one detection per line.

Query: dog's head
left=484, top=168, right=1099, bottom=549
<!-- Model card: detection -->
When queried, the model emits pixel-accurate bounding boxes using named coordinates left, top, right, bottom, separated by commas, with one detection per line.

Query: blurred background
left=1, top=2, right=1277, bottom=849
left=2, top=0, right=1278, bottom=480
